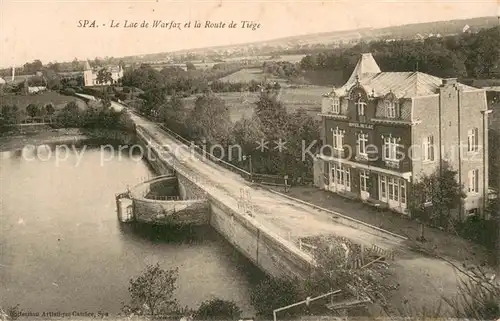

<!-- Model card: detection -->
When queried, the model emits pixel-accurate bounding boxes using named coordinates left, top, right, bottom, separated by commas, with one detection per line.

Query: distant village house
left=83, top=61, right=123, bottom=87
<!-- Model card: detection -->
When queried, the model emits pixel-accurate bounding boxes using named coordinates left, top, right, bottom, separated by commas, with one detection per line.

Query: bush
left=250, top=276, right=302, bottom=317
left=442, top=267, right=500, bottom=319
left=455, top=215, right=499, bottom=250
left=60, top=87, right=76, bottom=95
left=195, top=298, right=242, bottom=319
left=115, top=92, right=128, bottom=101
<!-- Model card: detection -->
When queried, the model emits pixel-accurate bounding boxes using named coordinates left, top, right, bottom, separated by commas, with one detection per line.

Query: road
left=129, top=111, right=406, bottom=253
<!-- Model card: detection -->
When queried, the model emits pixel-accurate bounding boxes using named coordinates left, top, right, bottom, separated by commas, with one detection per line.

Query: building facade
left=83, top=61, right=123, bottom=87
left=314, top=53, right=491, bottom=219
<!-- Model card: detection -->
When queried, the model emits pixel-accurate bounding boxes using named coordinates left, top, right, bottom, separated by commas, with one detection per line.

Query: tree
left=440, top=264, right=500, bottom=319
left=93, top=57, right=102, bottom=68
left=127, top=263, right=179, bottom=319
left=72, top=58, right=81, bottom=71
left=45, top=103, right=55, bottom=117
left=285, top=108, right=320, bottom=183
left=96, top=68, right=114, bottom=108
left=195, top=298, right=242, bottom=319
left=1, top=104, right=21, bottom=124
left=118, top=59, right=126, bottom=70
left=409, top=161, right=466, bottom=233
left=185, top=62, right=196, bottom=71
left=47, top=62, right=60, bottom=72
left=27, top=76, right=45, bottom=87
left=23, top=60, right=43, bottom=74
left=231, top=115, right=266, bottom=151
left=43, top=69, right=61, bottom=90
left=254, top=89, right=288, bottom=139
left=160, top=94, right=186, bottom=130
left=143, top=86, right=168, bottom=117
left=187, top=92, right=232, bottom=146
left=250, top=276, right=302, bottom=317
left=96, top=68, right=113, bottom=86
left=26, top=104, right=40, bottom=118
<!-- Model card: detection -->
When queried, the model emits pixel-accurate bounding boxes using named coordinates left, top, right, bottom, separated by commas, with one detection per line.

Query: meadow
left=1, top=91, right=86, bottom=111
left=181, top=85, right=330, bottom=122
left=218, top=68, right=268, bottom=83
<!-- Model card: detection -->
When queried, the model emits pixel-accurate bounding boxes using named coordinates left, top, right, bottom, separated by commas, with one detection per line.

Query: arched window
left=385, top=100, right=397, bottom=118
left=355, top=97, right=367, bottom=117
left=384, top=92, right=398, bottom=118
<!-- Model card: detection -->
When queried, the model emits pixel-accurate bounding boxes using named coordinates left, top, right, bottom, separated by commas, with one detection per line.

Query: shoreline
left=0, top=128, right=136, bottom=155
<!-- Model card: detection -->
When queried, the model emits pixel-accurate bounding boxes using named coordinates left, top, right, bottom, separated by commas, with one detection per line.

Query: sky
left=0, top=0, right=498, bottom=67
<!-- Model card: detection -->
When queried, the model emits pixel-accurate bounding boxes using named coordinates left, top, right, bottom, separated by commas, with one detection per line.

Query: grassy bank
left=0, top=128, right=135, bottom=152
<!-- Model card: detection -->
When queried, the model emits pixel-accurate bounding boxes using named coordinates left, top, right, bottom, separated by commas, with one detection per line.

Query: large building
left=313, top=53, right=491, bottom=219
left=83, top=61, right=123, bottom=87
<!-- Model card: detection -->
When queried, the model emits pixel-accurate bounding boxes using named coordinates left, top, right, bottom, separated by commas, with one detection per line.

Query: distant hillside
left=374, top=16, right=499, bottom=39
left=129, top=16, right=498, bottom=62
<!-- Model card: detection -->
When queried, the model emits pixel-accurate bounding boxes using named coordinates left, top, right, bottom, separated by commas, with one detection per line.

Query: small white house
left=83, top=60, right=123, bottom=87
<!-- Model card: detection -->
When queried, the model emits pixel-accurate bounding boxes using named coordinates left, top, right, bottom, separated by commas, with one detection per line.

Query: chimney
left=442, top=78, right=457, bottom=86
left=11, top=66, right=15, bottom=82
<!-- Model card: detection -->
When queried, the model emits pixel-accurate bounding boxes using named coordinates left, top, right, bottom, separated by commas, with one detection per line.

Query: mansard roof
left=331, top=53, right=476, bottom=99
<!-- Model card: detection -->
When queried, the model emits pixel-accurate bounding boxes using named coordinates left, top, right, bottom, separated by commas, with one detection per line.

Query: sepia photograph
left=0, top=1, right=499, bottom=320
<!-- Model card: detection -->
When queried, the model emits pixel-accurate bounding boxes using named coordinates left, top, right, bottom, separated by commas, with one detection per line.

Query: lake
left=0, top=144, right=261, bottom=316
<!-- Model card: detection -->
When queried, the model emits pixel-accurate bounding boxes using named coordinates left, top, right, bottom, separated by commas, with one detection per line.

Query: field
left=218, top=67, right=303, bottom=87
left=267, top=54, right=307, bottom=63
left=152, top=62, right=219, bottom=71
left=0, top=91, right=86, bottom=111
left=150, top=54, right=307, bottom=72
left=224, top=54, right=307, bottom=63
left=182, top=85, right=330, bottom=122
left=218, top=68, right=268, bottom=83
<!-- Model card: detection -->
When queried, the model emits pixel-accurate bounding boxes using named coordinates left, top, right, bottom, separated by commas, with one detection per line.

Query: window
left=355, top=98, right=366, bottom=116
left=400, top=182, right=406, bottom=204
left=357, top=133, right=368, bottom=156
left=380, top=175, right=387, bottom=198
left=468, top=169, right=479, bottom=193
left=332, top=97, right=340, bottom=114
left=332, top=127, right=344, bottom=151
left=383, top=137, right=399, bottom=161
left=423, top=135, right=435, bottom=161
left=467, top=128, right=479, bottom=152
left=380, top=175, right=406, bottom=204
left=360, top=170, right=369, bottom=192
left=385, top=101, right=397, bottom=118
left=388, top=177, right=396, bottom=200
left=331, top=164, right=351, bottom=188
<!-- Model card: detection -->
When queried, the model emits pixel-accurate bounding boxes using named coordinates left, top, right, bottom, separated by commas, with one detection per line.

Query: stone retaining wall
left=134, top=198, right=210, bottom=225
left=209, top=195, right=313, bottom=279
